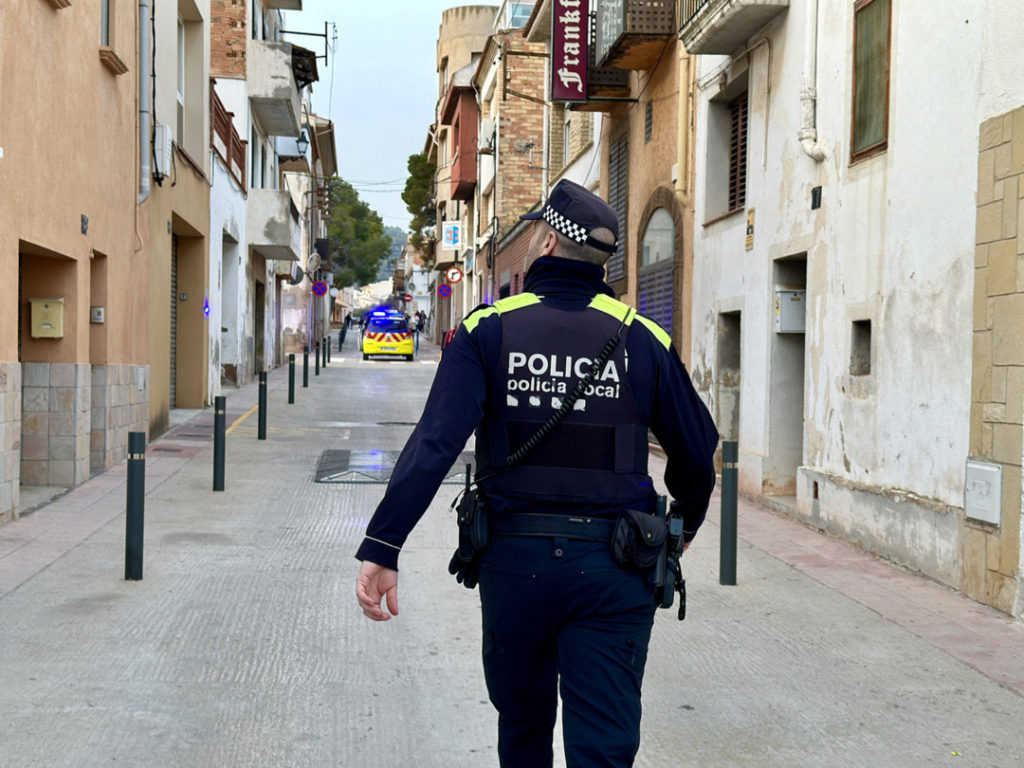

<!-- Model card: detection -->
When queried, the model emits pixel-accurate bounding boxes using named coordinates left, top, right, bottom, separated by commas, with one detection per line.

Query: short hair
left=544, top=222, right=616, bottom=266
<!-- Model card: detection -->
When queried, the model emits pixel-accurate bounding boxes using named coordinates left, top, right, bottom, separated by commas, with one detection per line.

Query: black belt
left=489, top=513, right=616, bottom=542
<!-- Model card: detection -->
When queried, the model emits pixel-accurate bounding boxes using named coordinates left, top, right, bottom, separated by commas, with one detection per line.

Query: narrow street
left=1, top=337, right=1022, bottom=767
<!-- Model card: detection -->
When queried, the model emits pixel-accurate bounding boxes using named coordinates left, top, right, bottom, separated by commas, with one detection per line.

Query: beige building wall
left=969, top=106, right=1024, bottom=614
left=0, top=1, right=149, bottom=522
left=147, top=0, right=212, bottom=437
left=600, top=40, right=695, bottom=362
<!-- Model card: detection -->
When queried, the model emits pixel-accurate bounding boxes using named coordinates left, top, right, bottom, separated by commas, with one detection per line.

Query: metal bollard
left=327, top=335, right=331, bottom=363
left=720, top=440, right=738, bottom=586
left=315, top=343, right=320, bottom=376
left=303, top=345, right=309, bottom=388
left=288, top=354, right=295, bottom=404
left=213, top=396, right=226, bottom=491
left=258, top=371, right=267, bottom=440
left=322, top=337, right=328, bottom=367
left=125, top=431, right=146, bottom=581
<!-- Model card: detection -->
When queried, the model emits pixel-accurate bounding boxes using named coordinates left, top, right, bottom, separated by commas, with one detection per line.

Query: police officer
left=356, top=179, right=718, bottom=767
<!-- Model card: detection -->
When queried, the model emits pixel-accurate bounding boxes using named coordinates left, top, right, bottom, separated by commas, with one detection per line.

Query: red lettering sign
left=551, top=0, right=588, bottom=103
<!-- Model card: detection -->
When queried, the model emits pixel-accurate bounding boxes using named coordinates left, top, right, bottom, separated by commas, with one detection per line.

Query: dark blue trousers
left=478, top=535, right=656, bottom=768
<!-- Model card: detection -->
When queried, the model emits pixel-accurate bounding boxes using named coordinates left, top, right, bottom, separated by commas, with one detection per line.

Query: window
left=728, top=93, right=748, bottom=213
left=644, top=100, right=653, bottom=144
left=850, top=320, right=872, bottom=375
left=851, top=0, right=891, bottom=160
left=507, top=2, right=536, bottom=29
left=705, top=72, right=749, bottom=222
left=641, top=209, right=674, bottom=267
left=252, top=0, right=263, bottom=41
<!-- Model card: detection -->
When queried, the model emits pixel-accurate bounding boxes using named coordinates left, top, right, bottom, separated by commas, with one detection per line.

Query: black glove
left=448, top=549, right=481, bottom=589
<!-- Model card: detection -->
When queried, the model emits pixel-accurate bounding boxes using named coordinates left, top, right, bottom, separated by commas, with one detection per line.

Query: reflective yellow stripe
left=588, top=294, right=635, bottom=323
left=635, top=315, right=671, bottom=349
left=462, top=306, right=498, bottom=334
left=495, top=292, right=541, bottom=313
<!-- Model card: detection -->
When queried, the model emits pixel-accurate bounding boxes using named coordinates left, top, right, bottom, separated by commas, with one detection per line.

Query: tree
left=402, top=153, right=436, bottom=255
left=325, top=178, right=392, bottom=289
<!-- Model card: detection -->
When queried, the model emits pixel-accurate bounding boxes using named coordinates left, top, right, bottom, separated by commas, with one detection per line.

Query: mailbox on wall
left=30, top=297, right=64, bottom=338
left=774, top=290, right=806, bottom=333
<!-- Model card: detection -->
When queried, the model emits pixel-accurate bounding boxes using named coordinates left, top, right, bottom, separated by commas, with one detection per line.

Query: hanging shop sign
left=551, top=0, right=588, bottom=102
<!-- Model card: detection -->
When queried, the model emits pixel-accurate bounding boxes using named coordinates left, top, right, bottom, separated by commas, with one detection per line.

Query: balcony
left=211, top=84, right=246, bottom=189
left=680, top=0, right=789, bottom=54
left=263, top=0, right=302, bottom=8
left=572, top=11, right=632, bottom=112
left=248, top=189, right=302, bottom=261
left=595, top=0, right=676, bottom=71
left=249, top=40, right=301, bottom=137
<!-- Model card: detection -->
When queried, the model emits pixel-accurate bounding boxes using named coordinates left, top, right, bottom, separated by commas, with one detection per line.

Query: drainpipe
left=139, top=0, right=151, bottom=201
left=676, top=48, right=691, bottom=203
left=799, top=0, right=828, bottom=161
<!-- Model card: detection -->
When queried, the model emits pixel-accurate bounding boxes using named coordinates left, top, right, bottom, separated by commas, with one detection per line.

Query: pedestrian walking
left=414, top=311, right=425, bottom=354
left=355, top=179, right=718, bottom=767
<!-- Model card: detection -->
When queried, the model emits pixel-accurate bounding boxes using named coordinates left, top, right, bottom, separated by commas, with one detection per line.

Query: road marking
left=226, top=404, right=259, bottom=434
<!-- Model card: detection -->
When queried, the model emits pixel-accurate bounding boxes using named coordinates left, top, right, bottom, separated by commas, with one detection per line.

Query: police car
left=362, top=309, right=414, bottom=361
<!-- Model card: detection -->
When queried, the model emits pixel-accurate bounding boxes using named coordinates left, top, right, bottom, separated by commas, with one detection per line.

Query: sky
left=282, top=1, right=489, bottom=232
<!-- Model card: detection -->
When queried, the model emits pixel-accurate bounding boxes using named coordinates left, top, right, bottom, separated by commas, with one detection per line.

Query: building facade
left=0, top=1, right=150, bottom=520
left=684, top=0, right=1024, bottom=618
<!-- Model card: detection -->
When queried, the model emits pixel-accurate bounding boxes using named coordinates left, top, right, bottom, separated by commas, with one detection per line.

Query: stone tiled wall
left=91, top=365, right=150, bottom=472
left=970, top=105, right=1024, bottom=616
left=21, top=363, right=91, bottom=489
left=0, top=363, right=21, bottom=523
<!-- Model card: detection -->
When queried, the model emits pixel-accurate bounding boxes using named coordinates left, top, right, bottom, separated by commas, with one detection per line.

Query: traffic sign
left=312, top=281, right=327, bottom=296
left=404, top=293, right=413, bottom=303
left=446, top=266, right=463, bottom=284
left=437, top=284, right=451, bottom=298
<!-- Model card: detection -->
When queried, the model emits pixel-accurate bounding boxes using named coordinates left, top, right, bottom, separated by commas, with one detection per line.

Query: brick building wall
left=496, top=38, right=547, bottom=232
left=211, top=0, right=247, bottom=78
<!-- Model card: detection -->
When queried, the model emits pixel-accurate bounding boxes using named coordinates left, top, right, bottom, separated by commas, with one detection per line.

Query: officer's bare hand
left=356, top=560, right=399, bottom=621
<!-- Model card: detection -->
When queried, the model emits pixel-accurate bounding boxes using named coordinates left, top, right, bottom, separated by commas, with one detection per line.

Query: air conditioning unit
left=479, top=118, right=496, bottom=154
left=153, top=123, right=172, bottom=179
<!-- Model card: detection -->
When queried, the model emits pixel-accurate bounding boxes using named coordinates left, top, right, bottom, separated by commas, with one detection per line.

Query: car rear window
left=368, top=317, right=408, bottom=332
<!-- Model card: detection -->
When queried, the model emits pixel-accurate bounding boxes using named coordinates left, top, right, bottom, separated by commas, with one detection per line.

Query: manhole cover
left=315, top=450, right=475, bottom=484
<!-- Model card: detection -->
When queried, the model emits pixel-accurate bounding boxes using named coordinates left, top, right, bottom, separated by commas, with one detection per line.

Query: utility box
left=774, top=290, right=806, bottom=333
left=965, top=460, right=1002, bottom=526
left=30, top=297, right=65, bottom=338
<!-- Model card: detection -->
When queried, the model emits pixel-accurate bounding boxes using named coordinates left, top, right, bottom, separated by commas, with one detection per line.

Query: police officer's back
left=356, top=179, right=718, bottom=767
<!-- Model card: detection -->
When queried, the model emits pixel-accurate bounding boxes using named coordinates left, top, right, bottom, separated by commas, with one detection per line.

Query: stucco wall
left=689, top=1, right=1024, bottom=608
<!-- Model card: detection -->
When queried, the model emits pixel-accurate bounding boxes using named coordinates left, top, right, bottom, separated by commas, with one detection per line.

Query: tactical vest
left=474, top=292, right=653, bottom=505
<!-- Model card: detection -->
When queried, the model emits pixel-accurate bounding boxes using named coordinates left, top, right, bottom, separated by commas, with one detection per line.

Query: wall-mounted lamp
left=296, top=130, right=310, bottom=155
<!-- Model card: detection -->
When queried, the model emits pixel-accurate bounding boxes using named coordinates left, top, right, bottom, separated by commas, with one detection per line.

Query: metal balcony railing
left=211, top=84, right=246, bottom=189
left=596, top=0, right=676, bottom=71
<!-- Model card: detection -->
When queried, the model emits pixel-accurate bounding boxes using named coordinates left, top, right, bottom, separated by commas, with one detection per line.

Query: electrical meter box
left=774, top=290, right=806, bottom=333
left=30, top=298, right=65, bottom=338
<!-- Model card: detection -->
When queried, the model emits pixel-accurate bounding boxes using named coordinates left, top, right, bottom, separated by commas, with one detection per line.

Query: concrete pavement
left=1, top=336, right=1022, bottom=767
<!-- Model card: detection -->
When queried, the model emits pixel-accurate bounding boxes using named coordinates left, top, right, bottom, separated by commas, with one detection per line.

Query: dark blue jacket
left=356, top=256, right=719, bottom=571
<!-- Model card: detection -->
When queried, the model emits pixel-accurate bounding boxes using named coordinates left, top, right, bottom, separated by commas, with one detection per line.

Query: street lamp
left=296, top=130, right=309, bottom=155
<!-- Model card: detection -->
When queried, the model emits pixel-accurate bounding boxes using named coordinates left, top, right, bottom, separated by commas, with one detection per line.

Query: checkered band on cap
left=542, top=205, right=589, bottom=244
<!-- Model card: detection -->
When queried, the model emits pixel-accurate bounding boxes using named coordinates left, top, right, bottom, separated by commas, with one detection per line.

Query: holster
left=448, top=489, right=490, bottom=589
left=457, top=489, right=490, bottom=557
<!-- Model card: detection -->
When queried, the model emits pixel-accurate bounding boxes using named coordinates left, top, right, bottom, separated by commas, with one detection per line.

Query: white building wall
left=690, top=1, right=1024, bottom=586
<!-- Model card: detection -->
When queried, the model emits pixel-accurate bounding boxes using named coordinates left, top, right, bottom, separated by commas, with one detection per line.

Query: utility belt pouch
left=611, top=509, right=666, bottom=570
left=455, top=489, right=490, bottom=560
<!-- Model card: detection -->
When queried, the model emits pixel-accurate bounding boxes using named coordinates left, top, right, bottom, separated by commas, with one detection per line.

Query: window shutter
left=606, top=132, right=628, bottom=283
left=728, top=93, right=748, bottom=213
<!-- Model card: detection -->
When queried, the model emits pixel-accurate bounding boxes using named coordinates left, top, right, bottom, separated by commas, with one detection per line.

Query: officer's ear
left=539, top=229, right=558, bottom=256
